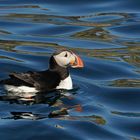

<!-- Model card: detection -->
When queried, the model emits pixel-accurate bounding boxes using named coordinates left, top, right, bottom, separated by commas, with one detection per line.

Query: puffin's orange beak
left=70, top=54, right=84, bottom=68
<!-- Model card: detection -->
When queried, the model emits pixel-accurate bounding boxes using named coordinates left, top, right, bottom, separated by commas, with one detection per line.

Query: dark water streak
left=0, top=0, right=140, bottom=140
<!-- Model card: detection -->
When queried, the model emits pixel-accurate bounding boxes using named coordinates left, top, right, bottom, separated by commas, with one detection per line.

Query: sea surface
left=0, top=0, right=140, bottom=140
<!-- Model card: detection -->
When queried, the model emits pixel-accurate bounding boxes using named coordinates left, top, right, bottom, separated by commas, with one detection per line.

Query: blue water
left=0, top=0, right=140, bottom=140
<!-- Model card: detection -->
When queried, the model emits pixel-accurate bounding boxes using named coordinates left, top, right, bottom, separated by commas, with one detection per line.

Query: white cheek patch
left=54, top=56, right=70, bottom=67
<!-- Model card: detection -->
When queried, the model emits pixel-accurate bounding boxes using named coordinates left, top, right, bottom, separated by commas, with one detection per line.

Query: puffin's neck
left=49, top=56, right=69, bottom=80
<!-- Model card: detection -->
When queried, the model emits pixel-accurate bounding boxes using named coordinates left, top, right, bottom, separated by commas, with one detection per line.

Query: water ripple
left=0, top=0, right=140, bottom=140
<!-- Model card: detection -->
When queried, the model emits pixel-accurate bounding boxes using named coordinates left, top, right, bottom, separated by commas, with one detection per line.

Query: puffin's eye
left=64, top=53, right=68, bottom=57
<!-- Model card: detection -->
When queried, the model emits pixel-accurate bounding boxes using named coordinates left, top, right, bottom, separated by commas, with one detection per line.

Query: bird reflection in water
left=0, top=87, right=106, bottom=125
left=0, top=87, right=82, bottom=120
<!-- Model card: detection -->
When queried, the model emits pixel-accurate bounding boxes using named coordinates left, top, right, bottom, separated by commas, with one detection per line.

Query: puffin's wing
left=0, top=72, right=35, bottom=87
left=9, top=71, right=36, bottom=86
left=8, top=71, right=46, bottom=88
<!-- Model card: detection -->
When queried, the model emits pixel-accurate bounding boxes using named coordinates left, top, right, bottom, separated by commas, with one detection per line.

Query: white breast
left=56, top=75, right=73, bottom=90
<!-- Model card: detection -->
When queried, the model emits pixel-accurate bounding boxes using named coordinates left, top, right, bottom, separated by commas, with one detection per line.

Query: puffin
left=0, top=50, right=84, bottom=94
